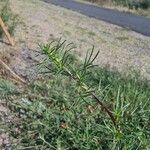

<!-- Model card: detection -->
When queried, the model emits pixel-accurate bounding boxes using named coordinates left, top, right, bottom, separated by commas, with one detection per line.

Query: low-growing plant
left=0, top=79, right=16, bottom=98
left=3, top=40, right=149, bottom=149
left=39, top=40, right=116, bottom=124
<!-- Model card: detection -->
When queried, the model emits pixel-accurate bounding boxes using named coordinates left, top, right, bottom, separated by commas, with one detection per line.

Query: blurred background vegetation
left=85, top=0, right=150, bottom=9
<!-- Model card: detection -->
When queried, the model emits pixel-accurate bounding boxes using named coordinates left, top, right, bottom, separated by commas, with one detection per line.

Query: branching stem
left=64, top=67, right=116, bottom=125
left=41, top=41, right=116, bottom=125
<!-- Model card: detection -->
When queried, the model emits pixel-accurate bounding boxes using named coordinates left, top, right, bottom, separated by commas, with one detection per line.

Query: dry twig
left=0, top=17, right=15, bottom=46
left=0, top=59, right=26, bottom=83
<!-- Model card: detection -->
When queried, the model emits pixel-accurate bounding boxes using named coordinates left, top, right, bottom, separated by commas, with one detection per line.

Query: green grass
left=1, top=40, right=150, bottom=149
left=0, top=79, right=17, bottom=98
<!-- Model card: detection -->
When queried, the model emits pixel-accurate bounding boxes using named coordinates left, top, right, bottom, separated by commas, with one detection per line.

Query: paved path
left=43, top=0, right=150, bottom=36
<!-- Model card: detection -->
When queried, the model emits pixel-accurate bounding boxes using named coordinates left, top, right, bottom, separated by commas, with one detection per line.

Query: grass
left=0, top=79, right=17, bottom=98
left=1, top=41, right=150, bottom=149
left=0, top=0, right=19, bottom=37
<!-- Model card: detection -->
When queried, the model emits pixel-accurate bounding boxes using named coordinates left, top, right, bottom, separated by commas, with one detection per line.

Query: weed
left=2, top=40, right=149, bottom=149
left=0, top=79, right=16, bottom=98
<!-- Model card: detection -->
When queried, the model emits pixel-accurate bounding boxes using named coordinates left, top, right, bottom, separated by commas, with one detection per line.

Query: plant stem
left=91, top=92, right=116, bottom=125
left=64, top=67, right=116, bottom=125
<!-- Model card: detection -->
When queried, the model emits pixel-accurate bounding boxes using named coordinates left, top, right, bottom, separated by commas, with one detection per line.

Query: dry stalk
left=0, top=59, right=26, bottom=83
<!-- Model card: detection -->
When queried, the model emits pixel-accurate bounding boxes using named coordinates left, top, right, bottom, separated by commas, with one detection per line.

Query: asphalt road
left=43, top=0, right=150, bottom=36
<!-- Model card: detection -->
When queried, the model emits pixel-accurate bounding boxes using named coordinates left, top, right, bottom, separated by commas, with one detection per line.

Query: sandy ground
left=0, top=0, right=150, bottom=79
